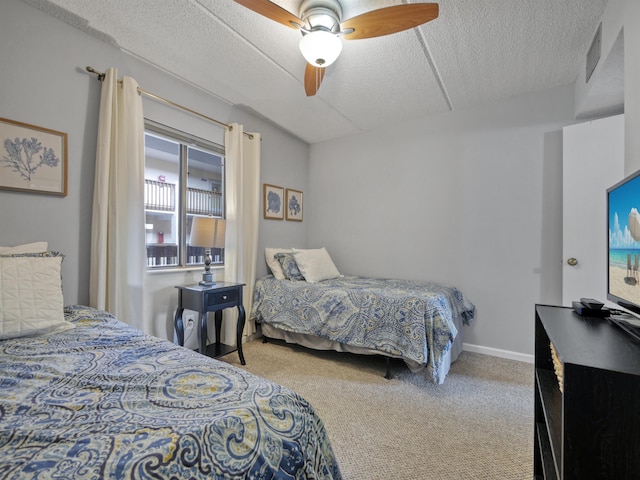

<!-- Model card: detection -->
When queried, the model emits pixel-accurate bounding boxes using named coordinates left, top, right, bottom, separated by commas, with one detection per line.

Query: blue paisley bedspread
left=251, top=276, right=476, bottom=383
left=0, top=305, right=341, bottom=480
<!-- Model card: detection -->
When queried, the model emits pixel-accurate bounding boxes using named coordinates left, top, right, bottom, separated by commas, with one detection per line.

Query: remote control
left=580, top=298, right=604, bottom=310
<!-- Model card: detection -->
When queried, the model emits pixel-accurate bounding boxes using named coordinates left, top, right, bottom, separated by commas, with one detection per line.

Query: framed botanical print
left=263, top=183, right=284, bottom=219
left=285, top=188, right=303, bottom=222
left=0, top=118, right=68, bottom=196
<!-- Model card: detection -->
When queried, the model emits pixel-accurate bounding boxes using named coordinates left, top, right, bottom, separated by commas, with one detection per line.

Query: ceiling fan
left=233, top=0, right=439, bottom=96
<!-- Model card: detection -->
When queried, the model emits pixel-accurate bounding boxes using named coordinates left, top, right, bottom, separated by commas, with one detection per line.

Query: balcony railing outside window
left=144, top=180, right=222, bottom=217
left=145, top=180, right=175, bottom=211
left=187, top=187, right=222, bottom=216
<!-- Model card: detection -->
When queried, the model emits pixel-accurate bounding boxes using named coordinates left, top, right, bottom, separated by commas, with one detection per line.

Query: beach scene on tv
left=609, top=174, right=640, bottom=306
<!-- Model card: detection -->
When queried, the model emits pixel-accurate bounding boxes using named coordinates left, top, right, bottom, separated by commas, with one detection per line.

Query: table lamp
left=189, top=216, right=226, bottom=286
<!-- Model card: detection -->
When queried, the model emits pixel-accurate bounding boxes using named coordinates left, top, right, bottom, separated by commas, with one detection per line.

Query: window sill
left=146, top=265, right=224, bottom=274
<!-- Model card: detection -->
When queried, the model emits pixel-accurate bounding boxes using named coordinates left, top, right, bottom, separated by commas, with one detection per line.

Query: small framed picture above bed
left=263, top=183, right=284, bottom=220
left=285, top=188, right=303, bottom=221
left=0, top=117, right=68, bottom=196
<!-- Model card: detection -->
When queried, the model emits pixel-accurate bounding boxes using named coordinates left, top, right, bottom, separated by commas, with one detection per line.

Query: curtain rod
left=85, top=66, right=254, bottom=139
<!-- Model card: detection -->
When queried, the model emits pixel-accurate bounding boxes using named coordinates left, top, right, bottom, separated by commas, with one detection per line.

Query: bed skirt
left=260, top=312, right=466, bottom=384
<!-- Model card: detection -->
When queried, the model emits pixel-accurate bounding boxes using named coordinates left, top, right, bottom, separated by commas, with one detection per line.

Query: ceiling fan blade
left=304, top=63, right=326, bottom=97
left=234, top=0, right=303, bottom=30
left=341, top=4, right=439, bottom=40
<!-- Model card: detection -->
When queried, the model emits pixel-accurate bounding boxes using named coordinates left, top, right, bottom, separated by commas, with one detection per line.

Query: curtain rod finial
left=86, top=66, right=105, bottom=81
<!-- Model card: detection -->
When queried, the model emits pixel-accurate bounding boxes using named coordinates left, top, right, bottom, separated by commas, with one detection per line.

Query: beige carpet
left=221, top=339, right=534, bottom=480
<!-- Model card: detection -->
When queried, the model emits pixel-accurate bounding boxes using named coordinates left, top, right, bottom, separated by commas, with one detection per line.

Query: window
left=144, top=120, right=225, bottom=269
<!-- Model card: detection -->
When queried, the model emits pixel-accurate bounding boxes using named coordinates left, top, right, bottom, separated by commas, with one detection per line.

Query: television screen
left=608, top=169, right=640, bottom=314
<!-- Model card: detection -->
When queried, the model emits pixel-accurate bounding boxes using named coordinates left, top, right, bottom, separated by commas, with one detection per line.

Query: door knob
left=567, top=258, right=578, bottom=266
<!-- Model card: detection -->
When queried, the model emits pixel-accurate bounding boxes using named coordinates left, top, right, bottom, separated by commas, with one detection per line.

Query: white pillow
left=265, top=248, right=293, bottom=280
left=0, top=242, right=48, bottom=254
left=0, top=254, right=74, bottom=339
left=292, top=247, right=341, bottom=283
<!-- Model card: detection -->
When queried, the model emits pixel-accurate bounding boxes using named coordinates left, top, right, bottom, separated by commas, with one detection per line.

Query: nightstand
left=174, top=282, right=246, bottom=365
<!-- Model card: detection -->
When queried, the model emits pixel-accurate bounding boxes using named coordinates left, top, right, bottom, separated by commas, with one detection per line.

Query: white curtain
left=224, top=123, right=261, bottom=338
left=89, top=68, right=147, bottom=333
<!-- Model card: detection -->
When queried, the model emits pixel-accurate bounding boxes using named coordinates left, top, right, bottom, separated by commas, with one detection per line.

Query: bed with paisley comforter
left=251, top=275, right=476, bottom=384
left=0, top=305, right=341, bottom=479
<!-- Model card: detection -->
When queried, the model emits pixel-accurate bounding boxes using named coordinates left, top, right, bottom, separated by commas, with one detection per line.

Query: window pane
left=186, top=146, right=225, bottom=266
left=144, top=133, right=180, bottom=267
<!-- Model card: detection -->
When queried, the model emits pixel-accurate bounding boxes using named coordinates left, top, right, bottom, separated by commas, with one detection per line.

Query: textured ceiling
left=23, top=0, right=610, bottom=144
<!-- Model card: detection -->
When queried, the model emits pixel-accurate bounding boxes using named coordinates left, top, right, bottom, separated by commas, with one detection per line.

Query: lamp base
left=199, top=271, right=215, bottom=286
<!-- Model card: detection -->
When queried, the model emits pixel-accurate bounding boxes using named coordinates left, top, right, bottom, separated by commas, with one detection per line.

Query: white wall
left=574, top=0, right=640, bottom=175
left=0, top=0, right=103, bottom=304
left=0, top=0, right=309, bottom=340
left=308, top=87, right=574, bottom=356
left=626, top=2, right=640, bottom=173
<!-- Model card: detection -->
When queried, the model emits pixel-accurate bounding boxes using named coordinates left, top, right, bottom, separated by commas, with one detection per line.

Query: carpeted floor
left=221, top=339, right=534, bottom=480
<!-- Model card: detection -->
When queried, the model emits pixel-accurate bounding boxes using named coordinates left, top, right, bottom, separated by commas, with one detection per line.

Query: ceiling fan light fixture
left=299, top=30, right=342, bottom=67
left=233, top=0, right=439, bottom=96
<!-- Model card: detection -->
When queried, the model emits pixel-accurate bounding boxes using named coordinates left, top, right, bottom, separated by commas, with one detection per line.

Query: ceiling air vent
left=586, top=23, right=601, bottom=83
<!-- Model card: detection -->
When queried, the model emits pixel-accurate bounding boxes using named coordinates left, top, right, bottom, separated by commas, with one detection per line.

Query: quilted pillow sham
left=0, top=252, right=74, bottom=340
left=274, top=252, right=305, bottom=281
left=292, top=247, right=341, bottom=283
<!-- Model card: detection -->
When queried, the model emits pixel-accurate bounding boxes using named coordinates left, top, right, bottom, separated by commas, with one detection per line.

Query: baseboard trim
left=462, top=343, right=534, bottom=364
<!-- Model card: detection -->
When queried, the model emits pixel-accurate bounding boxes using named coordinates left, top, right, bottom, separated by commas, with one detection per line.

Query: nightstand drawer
left=207, top=289, right=239, bottom=307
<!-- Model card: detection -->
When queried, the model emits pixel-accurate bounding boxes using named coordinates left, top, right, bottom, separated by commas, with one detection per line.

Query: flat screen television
left=607, top=169, right=640, bottom=315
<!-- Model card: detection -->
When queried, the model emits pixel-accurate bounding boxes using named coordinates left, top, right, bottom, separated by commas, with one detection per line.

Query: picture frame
left=285, top=188, right=303, bottom=222
left=0, top=118, right=68, bottom=196
left=263, top=183, right=284, bottom=220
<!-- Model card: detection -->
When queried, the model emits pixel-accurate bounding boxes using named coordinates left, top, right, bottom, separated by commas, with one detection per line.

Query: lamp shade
left=190, top=217, right=226, bottom=248
left=299, top=30, right=342, bottom=67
